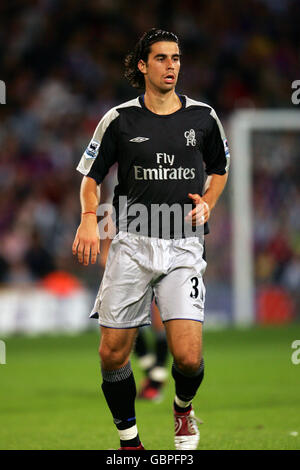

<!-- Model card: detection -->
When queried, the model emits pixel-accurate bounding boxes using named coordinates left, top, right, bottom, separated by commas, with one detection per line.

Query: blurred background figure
left=135, top=302, right=169, bottom=402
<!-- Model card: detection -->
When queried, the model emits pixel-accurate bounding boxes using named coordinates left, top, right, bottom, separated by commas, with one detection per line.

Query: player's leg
left=155, top=238, right=206, bottom=405
left=154, top=237, right=206, bottom=450
left=99, top=326, right=144, bottom=449
left=164, top=319, right=204, bottom=450
left=164, top=319, right=204, bottom=405
left=94, top=233, right=153, bottom=449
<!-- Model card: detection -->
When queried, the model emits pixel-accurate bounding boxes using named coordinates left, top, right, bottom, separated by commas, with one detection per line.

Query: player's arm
left=186, top=108, right=230, bottom=226
left=186, top=173, right=228, bottom=225
left=73, top=108, right=119, bottom=265
left=72, top=176, right=100, bottom=266
left=202, top=173, right=228, bottom=210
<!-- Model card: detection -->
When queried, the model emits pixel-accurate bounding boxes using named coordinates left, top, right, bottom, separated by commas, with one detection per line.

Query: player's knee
left=174, top=354, right=202, bottom=375
left=99, top=343, right=128, bottom=369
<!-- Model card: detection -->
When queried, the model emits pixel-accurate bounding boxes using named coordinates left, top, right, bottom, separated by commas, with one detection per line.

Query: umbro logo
left=129, top=137, right=150, bottom=143
left=193, top=304, right=202, bottom=310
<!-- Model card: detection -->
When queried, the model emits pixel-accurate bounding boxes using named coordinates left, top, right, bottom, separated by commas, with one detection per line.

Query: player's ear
left=138, top=59, right=147, bottom=75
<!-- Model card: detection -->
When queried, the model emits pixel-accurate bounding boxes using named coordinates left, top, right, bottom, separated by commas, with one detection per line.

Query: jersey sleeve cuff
left=76, top=165, right=102, bottom=184
left=206, top=169, right=227, bottom=176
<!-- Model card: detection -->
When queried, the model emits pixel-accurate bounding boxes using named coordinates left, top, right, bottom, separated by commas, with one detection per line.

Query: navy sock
left=101, top=362, right=140, bottom=447
left=172, top=358, right=204, bottom=412
left=120, top=435, right=141, bottom=448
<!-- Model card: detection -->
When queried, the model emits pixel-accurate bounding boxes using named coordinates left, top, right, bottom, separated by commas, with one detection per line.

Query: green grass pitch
left=0, top=325, right=300, bottom=450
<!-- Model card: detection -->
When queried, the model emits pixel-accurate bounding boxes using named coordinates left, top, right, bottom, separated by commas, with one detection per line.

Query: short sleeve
left=76, top=108, right=119, bottom=184
left=203, top=108, right=230, bottom=176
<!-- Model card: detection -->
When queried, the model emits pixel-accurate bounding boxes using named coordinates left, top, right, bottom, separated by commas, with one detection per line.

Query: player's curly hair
left=124, top=28, right=180, bottom=89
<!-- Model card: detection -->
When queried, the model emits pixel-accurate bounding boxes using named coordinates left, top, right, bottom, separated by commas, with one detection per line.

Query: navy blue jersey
left=77, top=95, right=230, bottom=238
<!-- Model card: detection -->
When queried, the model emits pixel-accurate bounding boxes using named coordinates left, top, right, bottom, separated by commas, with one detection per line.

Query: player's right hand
left=72, top=215, right=100, bottom=266
left=185, top=193, right=210, bottom=225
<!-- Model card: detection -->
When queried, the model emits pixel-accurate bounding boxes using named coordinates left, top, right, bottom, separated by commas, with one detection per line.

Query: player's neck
left=143, top=89, right=181, bottom=115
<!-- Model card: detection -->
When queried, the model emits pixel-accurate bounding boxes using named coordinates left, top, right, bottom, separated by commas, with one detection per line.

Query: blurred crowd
left=0, top=0, right=299, bottom=317
left=252, top=132, right=300, bottom=319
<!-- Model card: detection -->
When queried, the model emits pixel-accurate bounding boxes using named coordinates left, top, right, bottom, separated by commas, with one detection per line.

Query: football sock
left=172, top=358, right=204, bottom=413
left=174, top=395, right=192, bottom=412
left=101, top=361, right=141, bottom=448
left=119, top=428, right=140, bottom=448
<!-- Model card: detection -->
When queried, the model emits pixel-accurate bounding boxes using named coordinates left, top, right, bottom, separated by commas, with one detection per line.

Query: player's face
left=139, top=41, right=181, bottom=93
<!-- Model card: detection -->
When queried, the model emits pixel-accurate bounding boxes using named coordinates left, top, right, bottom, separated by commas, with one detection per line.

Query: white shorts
left=90, top=231, right=207, bottom=328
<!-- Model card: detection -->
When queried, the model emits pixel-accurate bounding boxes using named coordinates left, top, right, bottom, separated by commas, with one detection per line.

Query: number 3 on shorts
left=190, top=276, right=205, bottom=302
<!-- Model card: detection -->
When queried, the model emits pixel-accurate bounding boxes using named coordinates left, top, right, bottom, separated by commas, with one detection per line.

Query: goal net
left=229, top=110, right=300, bottom=325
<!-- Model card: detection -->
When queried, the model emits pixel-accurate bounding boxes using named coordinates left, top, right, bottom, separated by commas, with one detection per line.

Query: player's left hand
left=185, top=193, right=211, bottom=226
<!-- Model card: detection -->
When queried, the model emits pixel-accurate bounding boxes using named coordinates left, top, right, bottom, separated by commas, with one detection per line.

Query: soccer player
left=73, top=28, right=229, bottom=450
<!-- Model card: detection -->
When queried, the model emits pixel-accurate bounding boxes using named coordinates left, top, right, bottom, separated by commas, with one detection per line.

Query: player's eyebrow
left=153, top=53, right=181, bottom=59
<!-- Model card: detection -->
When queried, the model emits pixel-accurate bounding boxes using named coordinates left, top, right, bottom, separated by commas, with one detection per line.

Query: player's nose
left=166, top=58, right=174, bottom=69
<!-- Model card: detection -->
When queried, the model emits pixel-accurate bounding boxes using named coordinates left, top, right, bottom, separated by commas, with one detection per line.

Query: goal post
left=229, top=109, right=300, bottom=326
